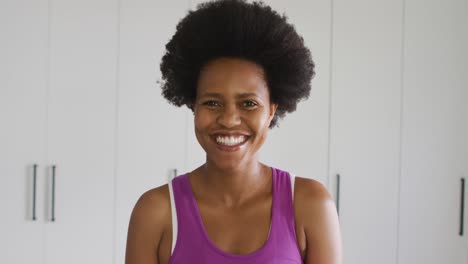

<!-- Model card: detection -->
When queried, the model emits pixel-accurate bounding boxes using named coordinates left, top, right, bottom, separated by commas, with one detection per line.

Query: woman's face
left=193, top=57, right=277, bottom=170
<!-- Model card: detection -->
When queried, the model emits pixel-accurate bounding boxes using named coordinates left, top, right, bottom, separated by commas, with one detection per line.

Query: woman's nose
left=216, top=105, right=241, bottom=128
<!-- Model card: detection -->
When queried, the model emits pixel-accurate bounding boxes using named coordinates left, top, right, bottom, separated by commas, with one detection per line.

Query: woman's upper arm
left=125, top=186, right=170, bottom=264
left=297, top=178, right=343, bottom=264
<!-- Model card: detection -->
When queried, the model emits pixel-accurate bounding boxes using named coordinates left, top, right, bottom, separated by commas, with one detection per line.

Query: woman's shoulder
left=294, top=176, right=332, bottom=202
left=130, top=184, right=172, bottom=227
left=126, top=184, right=172, bottom=254
left=126, top=183, right=173, bottom=263
left=292, top=176, right=336, bottom=233
left=273, top=166, right=332, bottom=202
left=293, top=176, right=342, bottom=262
left=294, top=176, right=342, bottom=262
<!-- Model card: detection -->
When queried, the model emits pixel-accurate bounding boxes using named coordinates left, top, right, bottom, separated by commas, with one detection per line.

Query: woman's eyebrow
left=199, top=92, right=222, bottom=98
left=237, top=93, right=259, bottom=98
left=199, top=92, right=259, bottom=98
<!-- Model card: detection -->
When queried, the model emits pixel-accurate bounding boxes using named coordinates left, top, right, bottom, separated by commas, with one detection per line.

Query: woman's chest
left=158, top=196, right=306, bottom=263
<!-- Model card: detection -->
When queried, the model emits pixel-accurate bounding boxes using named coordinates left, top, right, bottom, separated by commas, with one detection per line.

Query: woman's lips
left=212, top=134, right=249, bottom=151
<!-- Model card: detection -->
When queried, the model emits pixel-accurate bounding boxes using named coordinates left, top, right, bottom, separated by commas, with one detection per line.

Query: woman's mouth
left=213, top=134, right=249, bottom=150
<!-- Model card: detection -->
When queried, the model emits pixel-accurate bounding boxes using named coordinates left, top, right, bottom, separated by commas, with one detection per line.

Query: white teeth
left=215, top=136, right=246, bottom=146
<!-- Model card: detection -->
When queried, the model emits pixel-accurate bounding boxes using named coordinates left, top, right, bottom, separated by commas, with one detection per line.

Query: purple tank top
left=168, top=167, right=303, bottom=264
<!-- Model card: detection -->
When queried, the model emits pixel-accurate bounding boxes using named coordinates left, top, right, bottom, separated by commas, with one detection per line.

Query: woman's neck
left=190, top=161, right=272, bottom=208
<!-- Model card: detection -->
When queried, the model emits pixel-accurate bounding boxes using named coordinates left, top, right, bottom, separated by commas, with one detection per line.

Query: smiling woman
left=125, top=1, right=342, bottom=264
left=194, top=58, right=276, bottom=170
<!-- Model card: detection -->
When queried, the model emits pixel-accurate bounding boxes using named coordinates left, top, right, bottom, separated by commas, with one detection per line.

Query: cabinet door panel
left=398, top=0, right=468, bottom=263
left=115, top=0, right=189, bottom=263
left=45, top=0, right=118, bottom=263
left=330, top=0, right=403, bottom=263
left=0, top=1, right=48, bottom=263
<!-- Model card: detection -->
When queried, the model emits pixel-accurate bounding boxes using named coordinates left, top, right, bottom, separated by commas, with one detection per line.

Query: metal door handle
left=460, top=178, right=465, bottom=236
left=51, top=165, right=56, bottom=222
left=32, top=164, right=38, bottom=221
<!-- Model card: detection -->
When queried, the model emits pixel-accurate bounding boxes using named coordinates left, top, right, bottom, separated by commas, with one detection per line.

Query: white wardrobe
left=1, top=0, right=467, bottom=264
left=1, top=0, right=118, bottom=263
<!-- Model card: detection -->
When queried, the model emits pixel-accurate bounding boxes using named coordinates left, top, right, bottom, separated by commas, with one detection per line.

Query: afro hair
left=160, top=0, right=315, bottom=127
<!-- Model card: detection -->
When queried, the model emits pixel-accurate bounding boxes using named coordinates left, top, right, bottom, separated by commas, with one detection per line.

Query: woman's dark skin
left=125, top=58, right=342, bottom=264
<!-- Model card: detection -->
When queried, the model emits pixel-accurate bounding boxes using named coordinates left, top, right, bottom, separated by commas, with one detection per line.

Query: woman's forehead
left=196, top=76, right=269, bottom=99
left=197, top=57, right=268, bottom=95
left=200, top=57, right=265, bottom=79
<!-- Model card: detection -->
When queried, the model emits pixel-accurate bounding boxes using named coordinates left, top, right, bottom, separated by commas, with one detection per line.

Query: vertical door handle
left=460, top=178, right=465, bottom=236
left=51, top=165, right=56, bottom=222
left=32, top=164, right=38, bottom=221
left=336, top=174, right=341, bottom=216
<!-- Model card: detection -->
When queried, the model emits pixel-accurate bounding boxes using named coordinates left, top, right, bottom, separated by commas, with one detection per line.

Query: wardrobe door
left=115, top=0, right=189, bottom=263
left=329, top=0, right=403, bottom=263
left=398, top=0, right=468, bottom=263
left=44, top=0, right=118, bottom=263
left=0, top=1, right=48, bottom=263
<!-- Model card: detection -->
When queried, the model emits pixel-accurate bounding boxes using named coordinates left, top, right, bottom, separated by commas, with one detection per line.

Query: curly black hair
left=160, top=0, right=315, bottom=127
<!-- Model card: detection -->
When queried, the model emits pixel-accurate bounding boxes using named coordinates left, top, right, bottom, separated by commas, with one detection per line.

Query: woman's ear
left=269, top=103, right=278, bottom=120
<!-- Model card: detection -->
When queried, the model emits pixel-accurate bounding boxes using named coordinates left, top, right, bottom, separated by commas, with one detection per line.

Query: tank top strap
left=170, top=174, right=205, bottom=255
left=270, top=167, right=301, bottom=258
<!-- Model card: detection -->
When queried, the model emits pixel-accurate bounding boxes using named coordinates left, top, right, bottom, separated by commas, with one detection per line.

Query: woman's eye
left=242, top=101, right=258, bottom=108
left=203, top=100, right=220, bottom=107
